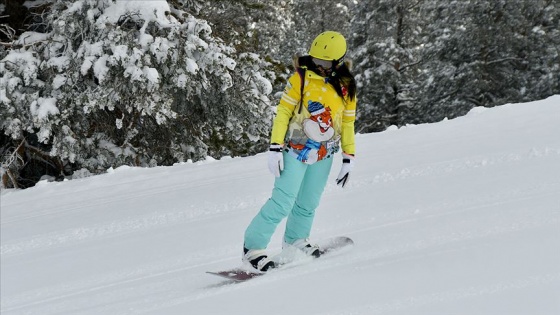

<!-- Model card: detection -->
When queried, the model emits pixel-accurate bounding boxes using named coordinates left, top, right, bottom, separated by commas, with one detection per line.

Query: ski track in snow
left=8, top=211, right=554, bottom=315
left=320, top=273, right=560, bottom=315
left=1, top=168, right=267, bottom=225
left=0, top=148, right=560, bottom=257
left=2, top=183, right=558, bottom=314
left=3, top=145, right=558, bottom=257
left=0, top=196, right=265, bottom=257
left=1, top=96, right=560, bottom=314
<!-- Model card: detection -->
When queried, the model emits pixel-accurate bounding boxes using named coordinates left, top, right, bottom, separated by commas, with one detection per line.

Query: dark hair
left=330, top=62, right=357, bottom=102
left=297, top=56, right=357, bottom=102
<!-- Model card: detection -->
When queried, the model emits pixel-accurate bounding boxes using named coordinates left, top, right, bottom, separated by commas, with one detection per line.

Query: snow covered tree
left=183, top=0, right=292, bottom=101
left=191, top=0, right=355, bottom=89
left=350, top=0, right=425, bottom=132
left=281, top=0, right=354, bottom=61
left=350, top=0, right=560, bottom=131
left=415, top=0, right=560, bottom=123
left=1, top=0, right=274, bottom=188
left=2, top=0, right=558, bottom=188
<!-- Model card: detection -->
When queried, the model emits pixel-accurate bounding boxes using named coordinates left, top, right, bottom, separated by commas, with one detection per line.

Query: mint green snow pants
left=244, top=151, right=333, bottom=250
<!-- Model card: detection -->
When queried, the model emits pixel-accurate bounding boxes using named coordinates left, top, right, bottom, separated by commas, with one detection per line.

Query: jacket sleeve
left=340, top=96, right=357, bottom=155
left=270, top=73, right=302, bottom=144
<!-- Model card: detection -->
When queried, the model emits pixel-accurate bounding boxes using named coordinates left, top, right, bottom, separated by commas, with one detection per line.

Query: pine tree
left=350, top=0, right=560, bottom=130
left=2, top=0, right=559, bottom=188
left=416, top=0, right=560, bottom=122
left=1, top=0, right=274, bottom=187
left=350, top=0, right=424, bottom=132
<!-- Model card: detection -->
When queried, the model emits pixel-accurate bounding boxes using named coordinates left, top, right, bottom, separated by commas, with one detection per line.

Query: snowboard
left=206, top=236, right=353, bottom=282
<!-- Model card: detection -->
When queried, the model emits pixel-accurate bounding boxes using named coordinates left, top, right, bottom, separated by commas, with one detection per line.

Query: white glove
left=336, top=152, right=354, bottom=188
left=268, top=144, right=284, bottom=177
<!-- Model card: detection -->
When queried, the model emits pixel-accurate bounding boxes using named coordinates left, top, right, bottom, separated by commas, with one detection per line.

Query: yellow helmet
left=308, top=31, right=347, bottom=61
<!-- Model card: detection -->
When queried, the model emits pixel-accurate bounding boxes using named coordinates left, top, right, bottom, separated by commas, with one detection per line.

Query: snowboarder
left=243, top=31, right=358, bottom=271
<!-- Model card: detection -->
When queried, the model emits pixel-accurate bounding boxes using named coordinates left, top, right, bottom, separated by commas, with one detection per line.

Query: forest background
left=1, top=0, right=558, bottom=189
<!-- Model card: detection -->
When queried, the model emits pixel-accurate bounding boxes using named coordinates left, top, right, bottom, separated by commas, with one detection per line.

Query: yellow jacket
left=271, top=69, right=357, bottom=164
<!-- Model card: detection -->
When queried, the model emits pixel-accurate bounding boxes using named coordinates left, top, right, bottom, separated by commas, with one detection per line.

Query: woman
left=243, top=31, right=357, bottom=271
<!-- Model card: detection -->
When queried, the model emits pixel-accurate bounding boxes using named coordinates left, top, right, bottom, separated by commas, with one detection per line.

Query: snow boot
left=243, top=247, right=276, bottom=272
left=284, top=239, right=322, bottom=258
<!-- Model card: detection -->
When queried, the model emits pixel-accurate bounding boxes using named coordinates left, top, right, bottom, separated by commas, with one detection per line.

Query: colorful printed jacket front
left=270, top=69, right=357, bottom=164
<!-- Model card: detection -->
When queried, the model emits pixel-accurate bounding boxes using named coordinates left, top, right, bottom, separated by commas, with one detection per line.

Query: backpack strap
left=295, top=67, right=306, bottom=114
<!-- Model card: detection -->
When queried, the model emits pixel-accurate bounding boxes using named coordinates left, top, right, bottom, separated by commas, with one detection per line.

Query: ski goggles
left=312, top=57, right=333, bottom=69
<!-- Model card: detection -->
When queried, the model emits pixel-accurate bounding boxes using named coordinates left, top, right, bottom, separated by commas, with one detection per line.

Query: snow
left=143, top=67, right=160, bottom=85
left=46, top=56, right=70, bottom=72
left=29, top=97, right=59, bottom=120
left=1, top=96, right=560, bottom=315
left=96, top=0, right=171, bottom=26
left=13, top=32, right=49, bottom=46
left=110, top=45, right=129, bottom=61
left=185, top=58, right=199, bottom=74
left=52, top=74, right=67, bottom=90
left=93, top=55, right=109, bottom=83
left=1, top=51, right=39, bottom=86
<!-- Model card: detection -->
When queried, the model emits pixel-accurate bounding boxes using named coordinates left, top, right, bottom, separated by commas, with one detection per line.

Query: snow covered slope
left=2, top=96, right=560, bottom=315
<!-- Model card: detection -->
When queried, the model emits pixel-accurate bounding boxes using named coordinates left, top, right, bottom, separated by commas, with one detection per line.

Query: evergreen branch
left=2, top=169, right=19, bottom=189
left=0, top=23, right=16, bottom=42
left=484, top=57, right=523, bottom=66
left=398, top=59, right=423, bottom=72
left=25, top=143, right=61, bottom=171
left=1, top=139, right=26, bottom=170
left=1, top=139, right=26, bottom=189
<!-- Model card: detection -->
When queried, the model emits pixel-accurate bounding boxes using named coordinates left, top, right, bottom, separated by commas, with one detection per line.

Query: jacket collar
left=304, top=69, right=327, bottom=81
